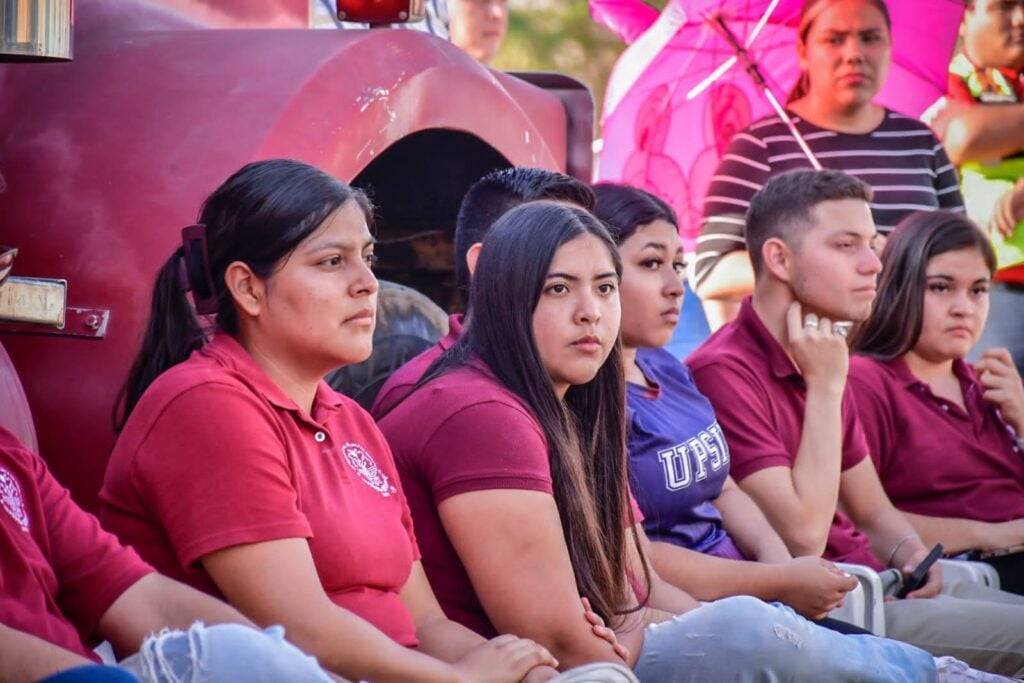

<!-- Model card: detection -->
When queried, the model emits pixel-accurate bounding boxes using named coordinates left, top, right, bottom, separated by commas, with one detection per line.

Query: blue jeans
left=633, top=596, right=937, bottom=682
left=39, top=667, right=139, bottom=683
left=118, top=623, right=332, bottom=683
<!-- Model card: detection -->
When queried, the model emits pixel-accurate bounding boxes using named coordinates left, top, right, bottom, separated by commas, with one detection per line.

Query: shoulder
left=113, top=359, right=283, bottom=466
left=380, top=364, right=543, bottom=443
left=686, top=323, right=757, bottom=375
left=638, top=347, right=687, bottom=379
left=133, top=362, right=274, bottom=427
left=720, top=116, right=783, bottom=158
left=848, top=356, right=897, bottom=394
left=881, top=110, right=941, bottom=139
left=372, top=342, right=445, bottom=416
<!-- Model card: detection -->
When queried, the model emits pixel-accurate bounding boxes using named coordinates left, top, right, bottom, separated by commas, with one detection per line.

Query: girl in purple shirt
left=594, top=182, right=868, bottom=623
left=850, top=210, right=1024, bottom=594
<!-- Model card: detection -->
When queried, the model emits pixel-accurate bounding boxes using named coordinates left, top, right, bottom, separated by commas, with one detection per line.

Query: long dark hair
left=851, top=210, right=996, bottom=360
left=115, top=159, right=371, bottom=429
left=421, top=201, right=646, bottom=626
left=786, top=0, right=892, bottom=104
left=592, top=183, right=678, bottom=244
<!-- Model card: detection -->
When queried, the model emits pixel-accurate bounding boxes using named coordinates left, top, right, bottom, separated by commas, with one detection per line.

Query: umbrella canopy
left=593, top=0, right=965, bottom=250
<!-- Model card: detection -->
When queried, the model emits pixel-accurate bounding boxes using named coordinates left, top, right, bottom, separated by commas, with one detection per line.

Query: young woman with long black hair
left=97, top=159, right=565, bottom=683
left=376, top=199, right=951, bottom=682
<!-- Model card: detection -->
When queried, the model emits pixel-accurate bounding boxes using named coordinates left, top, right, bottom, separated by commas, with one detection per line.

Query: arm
left=900, top=512, right=1024, bottom=555
left=975, top=348, right=1024, bottom=435
left=400, top=562, right=488, bottom=663
left=941, top=103, right=1024, bottom=166
left=647, top=537, right=855, bottom=620
left=693, top=250, right=755, bottom=302
left=838, top=459, right=942, bottom=599
left=439, top=489, right=630, bottom=670
left=95, top=573, right=253, bottom=657
left=693, top=128, right=771, bottom=311
left=199, top=537, right=507, bottom=683
left=735, top=305, right=849, bottom=556
left=0, top=624, right=94, bottom=683
left=399, top=561, right=557, bottom=679
left=714, top=476, right=791, bottom=562
left=695, top=252, right=753, bottom=330
left=628, top=525, right=700, bottom=618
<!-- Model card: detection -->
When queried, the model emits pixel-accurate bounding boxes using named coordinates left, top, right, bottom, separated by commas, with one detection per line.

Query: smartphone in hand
left=896, top=543, right=943, bottom=599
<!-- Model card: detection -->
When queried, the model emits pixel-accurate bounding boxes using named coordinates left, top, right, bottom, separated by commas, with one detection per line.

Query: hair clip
left=181, top=224, right=219, bottom=315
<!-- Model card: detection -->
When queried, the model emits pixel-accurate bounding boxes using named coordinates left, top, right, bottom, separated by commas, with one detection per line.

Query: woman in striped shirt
left=694, top=0, right=965, bottom=330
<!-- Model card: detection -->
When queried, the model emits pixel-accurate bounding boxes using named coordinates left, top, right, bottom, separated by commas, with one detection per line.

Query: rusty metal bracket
left=0, top=277, right=110, bottom=339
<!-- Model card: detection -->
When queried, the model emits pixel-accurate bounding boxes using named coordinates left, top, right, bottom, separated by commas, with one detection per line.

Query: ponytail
left=113, top=159, right=371, bottom=432
left=114, top=247, right=207, bottom=430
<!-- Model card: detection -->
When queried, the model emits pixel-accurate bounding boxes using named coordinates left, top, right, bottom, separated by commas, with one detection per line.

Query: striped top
left=694, top=110, right=965, bottom=289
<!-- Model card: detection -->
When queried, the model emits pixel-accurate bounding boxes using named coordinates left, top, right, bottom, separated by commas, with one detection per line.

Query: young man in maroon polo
left=687, top=169, right=1024, bottom=677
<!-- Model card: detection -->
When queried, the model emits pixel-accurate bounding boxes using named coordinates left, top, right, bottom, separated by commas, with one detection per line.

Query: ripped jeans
left=633, top=596, right=938, bottom=683
left=117, top=622, right=332, bottom=683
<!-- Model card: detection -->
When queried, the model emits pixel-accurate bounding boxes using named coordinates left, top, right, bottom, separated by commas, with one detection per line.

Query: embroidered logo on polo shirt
left=0, top=468, right=29, bottom=531
left=341, top=442, right=397, bottom=497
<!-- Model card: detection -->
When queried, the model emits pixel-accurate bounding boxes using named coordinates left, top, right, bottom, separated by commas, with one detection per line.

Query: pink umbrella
left=592, top=0, right=964, bottom=251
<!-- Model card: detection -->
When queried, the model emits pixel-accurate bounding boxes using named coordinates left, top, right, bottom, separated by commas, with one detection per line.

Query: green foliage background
left=492, top=0, right=670, bottom=123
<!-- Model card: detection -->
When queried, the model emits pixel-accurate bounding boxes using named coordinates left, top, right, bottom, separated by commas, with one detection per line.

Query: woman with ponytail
left=377, top=200, right=949, bottom=682
left=693, top=0, right=965, bottom=330
left=98, top=159, right=566, bottom=683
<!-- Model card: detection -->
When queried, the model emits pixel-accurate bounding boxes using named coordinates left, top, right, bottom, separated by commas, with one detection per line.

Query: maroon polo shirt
left=376, top=360, right=555, bottom=636
left=0, top=427, right=153, bottom=660
left=687, top=298, right=880, bottom=569
left=101, top=333, right=421, bottom=646
left=850, top=355, right=1024, bottom=523
left=372, top=314, right=464, bottom=417
left=373, top=323, right=646, bottom=636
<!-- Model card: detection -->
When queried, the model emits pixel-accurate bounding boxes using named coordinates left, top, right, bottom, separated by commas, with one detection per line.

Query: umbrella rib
left=685, top=0, right=780, bottom=101
left=744, top=0, right=780, bottom=47
left=686, top=56, right=738, bottom=100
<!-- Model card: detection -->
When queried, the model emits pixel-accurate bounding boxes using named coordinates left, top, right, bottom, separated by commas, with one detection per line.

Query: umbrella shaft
left=707, top=13, right=823, bottom=171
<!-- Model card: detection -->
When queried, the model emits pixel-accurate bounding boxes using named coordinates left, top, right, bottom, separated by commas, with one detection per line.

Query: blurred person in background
left=449, top=0, right=509, bottom=64
left=923, top=0, right=1024, bottom=374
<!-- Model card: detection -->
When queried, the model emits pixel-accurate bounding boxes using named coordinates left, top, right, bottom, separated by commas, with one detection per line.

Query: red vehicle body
left=0, top=0, right=593, bottom=511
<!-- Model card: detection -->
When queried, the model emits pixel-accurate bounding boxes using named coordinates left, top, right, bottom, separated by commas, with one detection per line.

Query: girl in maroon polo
left=851, top=210, right=1024, bottom=594
left=99, top=159, right=558, bottom=682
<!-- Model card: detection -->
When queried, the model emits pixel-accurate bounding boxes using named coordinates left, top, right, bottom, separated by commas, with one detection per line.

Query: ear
left=223, top=261, right=265, bottom=318
left=465, top=242, right=484, bottom=277
left=762, top=238, right=794, bottom=284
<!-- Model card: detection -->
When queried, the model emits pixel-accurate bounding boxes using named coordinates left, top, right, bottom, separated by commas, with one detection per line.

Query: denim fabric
left=118, top=623, right=331, bottom=683
left=632, top=596, right=938, bottom=682
left=551, top=662, right=639, bottom=682
left=39, top=666, right=139, bottom=683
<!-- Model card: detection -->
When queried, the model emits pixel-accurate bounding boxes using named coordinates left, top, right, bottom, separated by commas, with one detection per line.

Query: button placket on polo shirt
left=307, top=423, right=348, bottom=481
